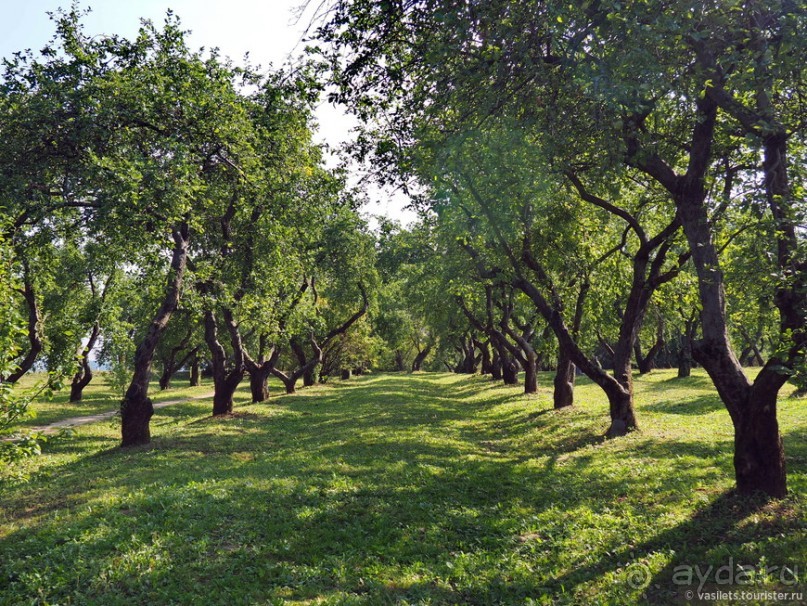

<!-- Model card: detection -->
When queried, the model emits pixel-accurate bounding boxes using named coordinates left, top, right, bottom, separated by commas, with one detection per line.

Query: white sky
left=0, top=0, right=416, bottom=226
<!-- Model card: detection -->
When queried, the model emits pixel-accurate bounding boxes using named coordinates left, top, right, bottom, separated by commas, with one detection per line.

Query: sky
left=0, top=0, right=416, bottom=226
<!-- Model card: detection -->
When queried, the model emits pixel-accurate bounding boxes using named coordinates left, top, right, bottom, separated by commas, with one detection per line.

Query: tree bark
left=248, top=365, right=270, bottom=402
left=501, top=354, right=519, bottom=385
left=733, top=391, right=786, bottom=497
left=121, top=224, right=189, bottom=447
left=678, top=335, right=693, bottom=378
left=476, top=339, right=492, bottom=375
left=394, top=349, right=406, bottom=371
left=553, top=345, right=575, bottom=409
left=291, top=338, right=318, bottom=387
left=244, top=336, right=279, bottom=403
left=634, top=315, right=665, bottom=374
left=490, top=348, right=503, bottom=380
left=190, top=355, right=201, bottom=386
left=631, top=90, right=791, bottom=495
left=69, top=321, right=101, bottom=402
left=552, top=280, right=586, bottom=408
left=677, top=318, right=696, bottom=378
left=4, top=272, right=43, bottom=383
left=411, top=344, right=431, bottom=372
left=204, top=308, right=245, bottom=416
left=604, top=386, right=638, bottom=438
left=523, top=354, right=538, bottom=393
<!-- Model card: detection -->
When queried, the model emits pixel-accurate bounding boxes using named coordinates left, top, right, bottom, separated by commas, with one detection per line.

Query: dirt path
left=8, top=392, right=215, bottom=438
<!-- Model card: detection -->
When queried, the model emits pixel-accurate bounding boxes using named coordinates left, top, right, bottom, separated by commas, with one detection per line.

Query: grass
left=0, top=369, right=804, bottom=605
left=11, top=373, right=216, bottom=428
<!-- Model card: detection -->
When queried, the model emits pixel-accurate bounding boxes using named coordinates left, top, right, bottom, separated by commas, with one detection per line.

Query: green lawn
left=1, top=370, right=804, bottom=605
left=12, top=373, right=217, bottom=429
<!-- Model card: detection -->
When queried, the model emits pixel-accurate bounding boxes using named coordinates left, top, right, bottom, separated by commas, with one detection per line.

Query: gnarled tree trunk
left=411, top=343, right=431, bottom=372
left=502, top=355, right=519, bottom=385
left=633, top=89, right=794, bottom=495
left=69, top=322, right=101, bottom=402
left=490, top=348, right=503, bottom=380
left=274, top=284, right=369, bottom=393
left=634, top=314, right=665, bottom=374
left=4, top=270, right=43, bottom=384
left=245, top=336, right=279, bottom=403
left=121, top=224, right=189, bottom=447
left=189, top=355, right=201, bottom=386
left=476, top=338, right=492, bottom=375
left=204, top=308, right=245, bottom=416
left=553, top=345, right=575, bottom=409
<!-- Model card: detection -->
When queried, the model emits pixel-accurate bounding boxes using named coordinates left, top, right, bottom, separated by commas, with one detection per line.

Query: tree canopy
left=1, top=3, right=804, bottom=501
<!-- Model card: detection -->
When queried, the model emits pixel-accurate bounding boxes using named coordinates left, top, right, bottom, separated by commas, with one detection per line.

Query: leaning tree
left=314, top=0, right=806, bottom=497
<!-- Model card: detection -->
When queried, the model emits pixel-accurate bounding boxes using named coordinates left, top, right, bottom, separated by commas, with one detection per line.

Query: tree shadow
left=642, top=395, right=726, bottom=416
left=1, top=372, right=803, bottom=605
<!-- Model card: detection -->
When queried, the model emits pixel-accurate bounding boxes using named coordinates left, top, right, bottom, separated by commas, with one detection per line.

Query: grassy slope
left=0, top=370, right=804, bottom=605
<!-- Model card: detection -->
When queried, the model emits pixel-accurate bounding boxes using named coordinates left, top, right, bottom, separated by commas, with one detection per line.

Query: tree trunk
left=164, top=345, right=198, bottom=391
left=490, top=349, right=502, bottom=380
left=738, top=328, right=765, bottom=367
left=635, top=315, right=665, bottom=374
left=411, top=344, right=431, bottom=372
left=5, top=273, right=43, bottom=383
left=553, top=346, right=575, bottom=409
left=212, top=372, right=242, bottom=416
left=635, top=77, right=796, bottom=496
left=678, top=337, right=692, bottom=378
left=515, top=276, right=638, bottom=435
left=70, top=322, right=101, bottom=402
left=204, top=308, right=245, bottom=416
left=608, top=341, right=638, bottom=436
left=249, top=366, right=271, bottom=402
left=190, top=355, right=200, bottom=386
left=673, top=128, right=788, bottom=496
left=502, top=357, right=519, bottom=385
left=455, top=337, right=477, bottom=374
left=303, top=366, right=317, bottom=387
left=677, top=330, right=693, bottom=378
left=476, top=339, right=492, bottom=375
left=121, top=224, right=189, bottom=447
left=458, top=354, right=473, bottom=373
left=523, top=353, right=538, bottom=394
left=70, top=369, right=91, bottom=402
left=732, top=382, right=787, bottom=497
left=270, top=368, right=298, bottom=394
left=158, top=365, right=173, bottom=391
left=604, top=386, right=637, bottom=438
left=394, top=350, right=405, bottom=372
left=291, top=338, right=318, bottom=387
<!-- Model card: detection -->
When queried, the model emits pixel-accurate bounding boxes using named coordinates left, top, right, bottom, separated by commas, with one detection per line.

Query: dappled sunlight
left=0, top=371, right=804, bottom=604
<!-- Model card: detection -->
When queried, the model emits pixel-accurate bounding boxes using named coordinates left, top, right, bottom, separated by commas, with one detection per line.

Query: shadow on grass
left=544, top=489, right=804, bottom=604
left=642, top=395, right=726, bottom=416
left=648, top=374, right=716, bottom=391
left=0, top=372, right=803, bottom=605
